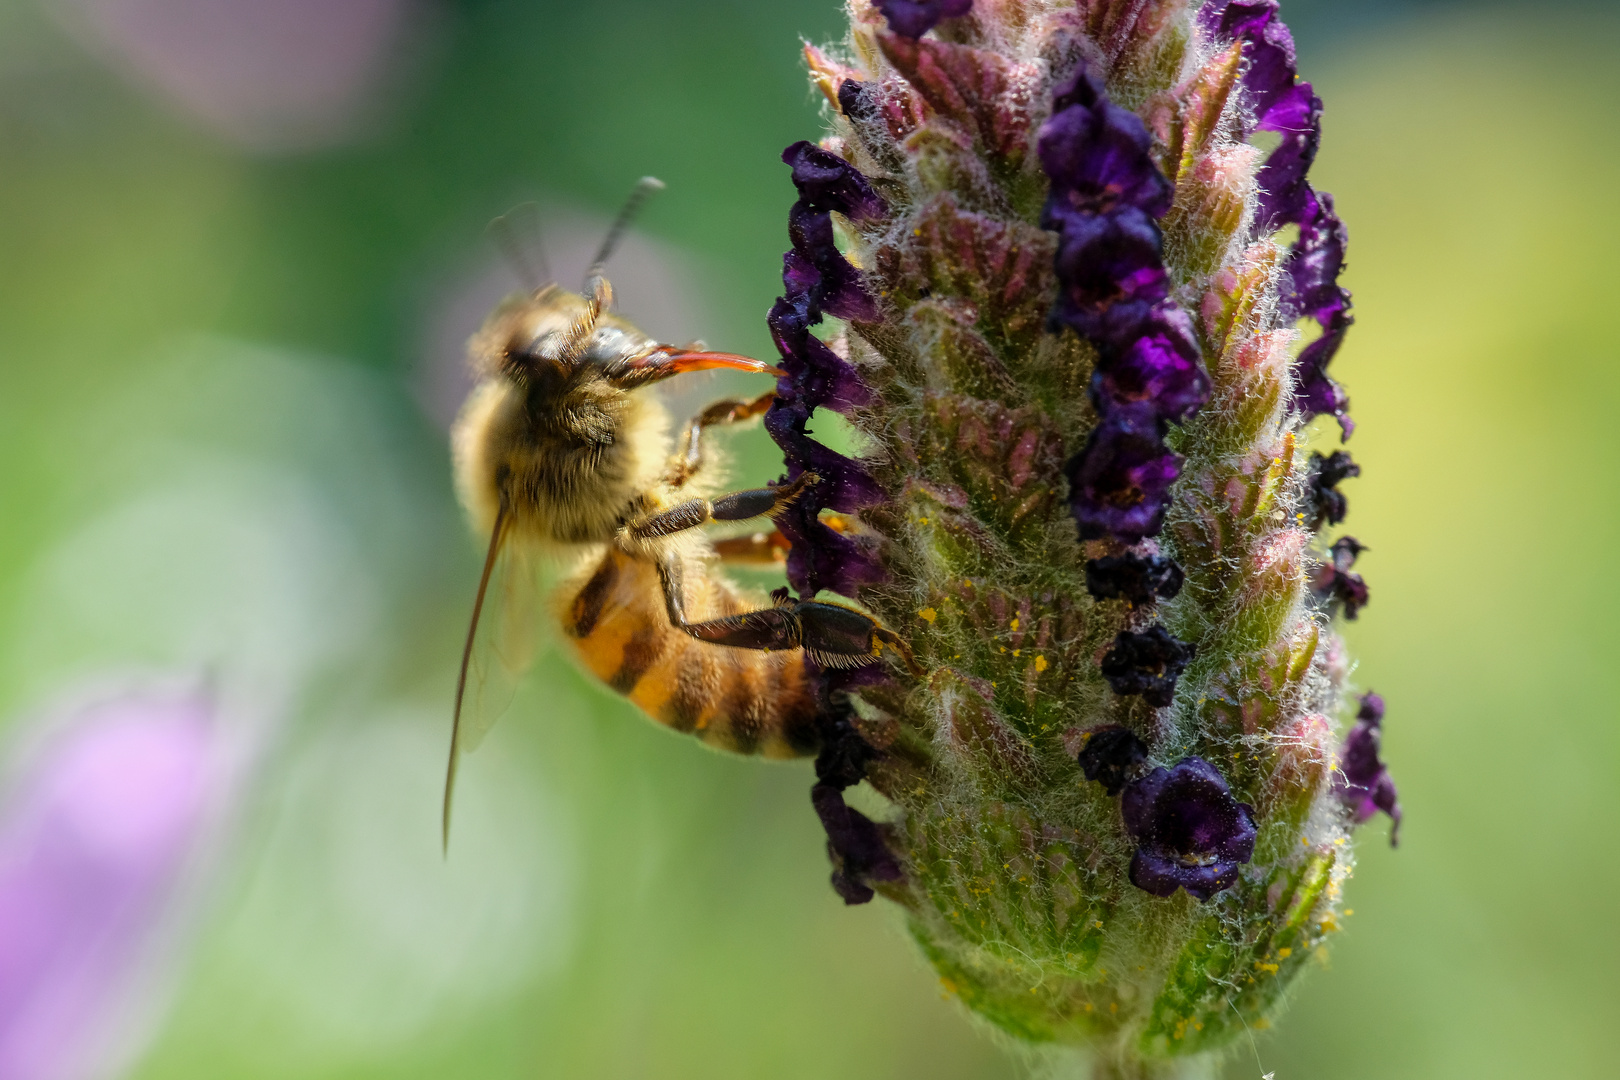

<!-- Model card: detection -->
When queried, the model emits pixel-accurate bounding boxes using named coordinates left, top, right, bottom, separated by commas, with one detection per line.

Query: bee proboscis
left=444, top=179, right=916, bottom=843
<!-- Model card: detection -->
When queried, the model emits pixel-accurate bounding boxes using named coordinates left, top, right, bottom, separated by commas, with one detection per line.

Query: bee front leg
left=666, top=391, right=775, bottom=488
left=655, top=557, right=922, bottom=677
left=627, top=471, right=817, bottom=541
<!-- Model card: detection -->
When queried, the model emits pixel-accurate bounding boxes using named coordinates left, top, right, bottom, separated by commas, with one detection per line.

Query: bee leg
left=628, top=472, right=818, bottom=541
left=711, top=528, right=791, bottom=564
left=666, top=391, right=776, bottom=488
left=708, top=510, right=859, bottom=564
left=655, top=558, right=923, bottom=677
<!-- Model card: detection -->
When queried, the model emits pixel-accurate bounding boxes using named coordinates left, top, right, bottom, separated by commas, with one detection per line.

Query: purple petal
left=811, top=783, right=902, bottom=905
left=874, top=0, right=973, bottom=40
left=1334, top=692, right=1401, bottom=845
left=1038, top=68, right=1173, bottom=217
left=1129, top=847, right=1242, bottom=902
left=783, top=141, right=888, bottom=223
left=1045, top=205, right=1170, bottom=349
left=1305, top=449, right=1359, bottom=530
left=1121, top=757, right=1257, bottom=901
left=1066, top=407, right=1183, bottom=543
left=1091, top=306, right=1211, bottom=423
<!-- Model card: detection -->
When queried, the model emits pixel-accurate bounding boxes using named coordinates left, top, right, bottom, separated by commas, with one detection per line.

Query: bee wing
left=443, top=506, right=543, bottom=848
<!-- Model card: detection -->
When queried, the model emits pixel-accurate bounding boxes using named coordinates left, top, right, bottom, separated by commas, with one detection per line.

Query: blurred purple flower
left=1305, top=449, right=1360, bottom=530
left=0, top=689, right=217, bottom=1080
left=1313, top=536, right=1369, bottom=620
left=1335, top=692, right=1401, bottom=845
left=52, top=0, right=422, bottom=152
left=1075, top=725, right=1148, bottom=796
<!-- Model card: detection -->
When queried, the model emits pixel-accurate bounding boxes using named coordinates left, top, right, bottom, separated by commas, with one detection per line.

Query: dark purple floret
left=766, top=143, right=891, bottom=598
left=1305, top=450, right=1359, bottom=530
left=783, top=140, right=888, bottom=223
left=1076, top=725, right=1150, bottom=796
left=1067, top=407, right=1183, bottom=543
left=1201, top=2, right=1305, bottom=130
left=786, top=210, right=880, bottom=322
left=836, top=78, right=880, bottom=123
left=1100, top=625, right=1197, bottom=708
left=1335, top=691, right=1401, bottom=845
left=812, top=783, right=904, bottom=904
left=1281, top=192, right=1350, bottom=326
left=1039, top=63, right=1206, bottom=545
left=1085, top=553, right=1185, bottom=605
left=1202, top=3, right=1356, bottom=437
left=874, top=0, right=973, bottom=41
left=1121, top=757, right=1257, bottom=901
left=1039, top=68, right=1174, bottom=218
left=1313, top=536, right=1368, bottom=620
left=1284, top=193, right=1355, bottom=435
left=1046, top=205, right=1170, bottom=347
left=1091, top=306, right=1211, bottom=424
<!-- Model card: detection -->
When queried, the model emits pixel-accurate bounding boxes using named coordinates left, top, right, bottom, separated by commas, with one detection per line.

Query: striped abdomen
left=560, top=548, right=820, bottom=758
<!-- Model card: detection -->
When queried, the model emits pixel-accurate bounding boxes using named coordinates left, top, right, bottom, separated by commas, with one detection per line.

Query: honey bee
left=444, top=179, right=914, bottom=840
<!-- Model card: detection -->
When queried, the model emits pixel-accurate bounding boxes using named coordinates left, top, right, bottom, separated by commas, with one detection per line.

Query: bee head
left=472, top=275, right=779, bottom=405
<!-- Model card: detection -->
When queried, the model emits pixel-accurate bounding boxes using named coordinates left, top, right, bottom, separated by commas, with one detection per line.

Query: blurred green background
left=0, top=1, right=1614, bottom=1077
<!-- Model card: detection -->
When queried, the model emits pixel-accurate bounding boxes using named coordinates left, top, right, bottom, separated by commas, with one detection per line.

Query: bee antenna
left=583, top=176, right=664, bottom=290
left=559, top=177, right=662, bottom=365
left=487, top=201, right=553, bottom=291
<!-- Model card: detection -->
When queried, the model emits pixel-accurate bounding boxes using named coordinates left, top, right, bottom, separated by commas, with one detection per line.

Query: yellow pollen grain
left=1345, top=909, right=1355, bottom=916
left=1035, top=655, right=1049, bottom=672
left=1012, top=649, right=1021, bottom=657
left=1010, top=617, right=1020, bottom=631
left=1256, top=962, right=1279, bottom=974
left=1277, top=947, right=1292, bottom=958
left=1254, top=1018, right=1271, bottom=1030
left=918, top=607, right=938, bottom=623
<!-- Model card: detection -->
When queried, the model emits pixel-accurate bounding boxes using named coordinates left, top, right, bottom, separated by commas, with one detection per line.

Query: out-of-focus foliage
left=0, top=2, right=1612, bottom=1078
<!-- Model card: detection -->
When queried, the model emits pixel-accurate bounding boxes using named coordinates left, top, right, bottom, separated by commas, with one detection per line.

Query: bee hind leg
left=656, top=557, right=922, bottom=677
left=666, top=391, right=775, bottom=488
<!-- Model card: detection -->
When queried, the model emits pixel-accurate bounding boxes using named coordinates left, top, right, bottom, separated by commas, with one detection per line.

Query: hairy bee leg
left=711, top=528, right=791, bottom=564
left=655, top=556, right=921, bottom=674
left=628, top=472, right=817, bottom=541
left=666, top=391, right=776, bottom=487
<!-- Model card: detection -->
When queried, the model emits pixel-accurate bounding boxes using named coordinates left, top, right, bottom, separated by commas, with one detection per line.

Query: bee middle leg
left=656, top=556, right=922, bottom=676
left=709, top=513, right=856, bottom=565
left=666, top=391, right=775, bottom=488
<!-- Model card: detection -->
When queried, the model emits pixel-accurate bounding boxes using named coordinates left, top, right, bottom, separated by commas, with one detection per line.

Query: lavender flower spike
left=747, top=0, right=1393, bottom=1068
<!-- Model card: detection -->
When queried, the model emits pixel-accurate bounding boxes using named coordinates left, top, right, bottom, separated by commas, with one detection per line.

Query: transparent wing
left=443, top=508, right=543, bottom=848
